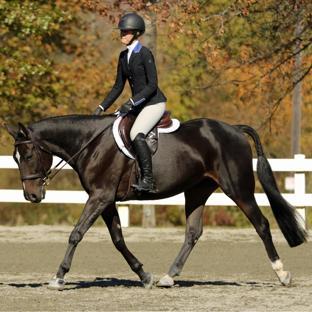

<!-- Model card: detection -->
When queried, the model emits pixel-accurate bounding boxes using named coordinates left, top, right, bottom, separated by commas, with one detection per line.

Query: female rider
left=94, top=12, right=167, bottom=193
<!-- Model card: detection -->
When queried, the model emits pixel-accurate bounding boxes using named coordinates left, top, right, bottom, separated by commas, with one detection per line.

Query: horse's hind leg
left=234, top=196, right=291, bottom=285
left=214, top=144, right=291, bottom=285
left=158, top=179, right=217, bottom=287
left=101, top=203, right=153, bottom=288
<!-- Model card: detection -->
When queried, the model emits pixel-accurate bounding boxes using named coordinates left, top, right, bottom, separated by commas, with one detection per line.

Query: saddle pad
left=112, top=116, right=180, bottom=159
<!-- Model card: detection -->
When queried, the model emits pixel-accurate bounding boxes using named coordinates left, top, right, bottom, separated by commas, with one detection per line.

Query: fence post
left=142, top=205, right=156, bottom=227
left=294, top=154, right=306, bottom=229
left=117, top=205, right=129, bottom=227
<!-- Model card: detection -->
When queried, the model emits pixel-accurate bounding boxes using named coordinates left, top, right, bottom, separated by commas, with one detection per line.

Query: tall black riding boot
left=132, top=133, right=157, bottom=193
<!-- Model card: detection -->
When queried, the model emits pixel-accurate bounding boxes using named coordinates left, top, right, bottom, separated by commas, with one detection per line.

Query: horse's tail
left=235, top=124, right=307, bottom=247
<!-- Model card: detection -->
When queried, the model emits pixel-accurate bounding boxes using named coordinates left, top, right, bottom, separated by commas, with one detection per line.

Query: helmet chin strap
left=127, top=31, right=140, bottom=46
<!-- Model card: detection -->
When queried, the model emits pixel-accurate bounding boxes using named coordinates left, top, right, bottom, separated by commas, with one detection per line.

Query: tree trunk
left=141, top=8, right=157, bottom=227
left=291, top=11, right=303, bottom=156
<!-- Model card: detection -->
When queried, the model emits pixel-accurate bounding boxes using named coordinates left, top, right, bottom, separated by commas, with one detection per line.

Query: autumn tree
left=0, top=1, right=71, bottom=124
left=1, top=0, right=311, bottom=156
left=0, top=0, right=119, bottom=151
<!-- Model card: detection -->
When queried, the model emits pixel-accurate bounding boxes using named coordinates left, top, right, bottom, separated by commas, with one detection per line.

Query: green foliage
left=124, top=205, right=282, bottom=228
left=0, top=202, right=85, bottom=225
left=0, top=0, right=71, bottom=124
left=158, top=0, right=311, bottom=156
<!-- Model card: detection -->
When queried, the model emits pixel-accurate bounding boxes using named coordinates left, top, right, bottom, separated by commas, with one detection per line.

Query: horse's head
left=6, top=123, right=53, bottom=203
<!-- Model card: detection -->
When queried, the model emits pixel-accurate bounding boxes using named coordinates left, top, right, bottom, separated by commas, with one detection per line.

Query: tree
left=154, top=0, right=312, bottom=155
left=1, top=0, right=311, bottom=157
left=0, top=0, right=71, bottom=124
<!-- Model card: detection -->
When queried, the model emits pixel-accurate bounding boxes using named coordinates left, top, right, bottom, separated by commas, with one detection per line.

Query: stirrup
left=132, top=179, right=157, bottom=193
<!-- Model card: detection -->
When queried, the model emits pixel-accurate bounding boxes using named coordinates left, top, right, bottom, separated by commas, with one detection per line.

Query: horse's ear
left=5, top=124, right=18, bottom=139
left=18, top=122, right=30, bottom=139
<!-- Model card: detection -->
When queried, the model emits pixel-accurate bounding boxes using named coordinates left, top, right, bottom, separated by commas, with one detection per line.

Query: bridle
left=14, top=139, right=52, bottom=185
left=14, top=121, right=113, bottom=186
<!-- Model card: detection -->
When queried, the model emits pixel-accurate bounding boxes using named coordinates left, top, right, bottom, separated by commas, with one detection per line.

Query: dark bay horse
left=6, top=114, right=306, bottom=289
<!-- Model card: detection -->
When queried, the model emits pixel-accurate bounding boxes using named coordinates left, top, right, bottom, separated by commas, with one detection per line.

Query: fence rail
left=1, top=154, right=311, bottom=227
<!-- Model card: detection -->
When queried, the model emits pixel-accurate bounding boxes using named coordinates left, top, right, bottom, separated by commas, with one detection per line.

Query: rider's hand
left=119, top=100, right=133, bottom=115
left=94, top=106, right=104, bottom=115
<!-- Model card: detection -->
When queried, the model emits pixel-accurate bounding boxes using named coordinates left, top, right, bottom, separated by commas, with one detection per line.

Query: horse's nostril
left=29, top=193, right=39, bottom=203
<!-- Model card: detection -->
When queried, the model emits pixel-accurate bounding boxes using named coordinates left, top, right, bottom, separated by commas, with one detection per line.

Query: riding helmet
left=118, top=13, right=145, bottom=35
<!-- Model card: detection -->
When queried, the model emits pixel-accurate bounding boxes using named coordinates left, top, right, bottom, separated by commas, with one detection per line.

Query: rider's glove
left=119, top=99, right=133, bottom=115
left=94, top=105, right=104, bottom=115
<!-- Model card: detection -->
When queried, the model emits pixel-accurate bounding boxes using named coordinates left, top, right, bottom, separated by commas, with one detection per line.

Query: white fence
left=1, top=154, right=312, bottom=227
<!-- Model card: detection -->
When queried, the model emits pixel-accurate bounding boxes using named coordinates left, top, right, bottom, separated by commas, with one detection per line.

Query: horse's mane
left=29, top=114, right=116, bottom=129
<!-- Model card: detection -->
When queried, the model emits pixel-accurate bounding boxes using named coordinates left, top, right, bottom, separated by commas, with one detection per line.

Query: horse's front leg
left=48, top=195, right=110, bottom=290
left=102, top=203, right=153, bottom=288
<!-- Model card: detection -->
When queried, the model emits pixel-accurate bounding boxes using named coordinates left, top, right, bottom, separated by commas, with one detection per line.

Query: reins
left=45, top=122, right=112, bottom=185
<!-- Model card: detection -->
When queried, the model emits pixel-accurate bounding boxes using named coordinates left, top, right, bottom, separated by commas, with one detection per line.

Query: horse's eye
left=25, top=154, right=33, bottom=161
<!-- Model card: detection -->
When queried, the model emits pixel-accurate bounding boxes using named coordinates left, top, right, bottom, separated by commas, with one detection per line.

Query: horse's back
left=155, top=118, right=251, bottom=171
left=163, top=118, right=250, bottom=153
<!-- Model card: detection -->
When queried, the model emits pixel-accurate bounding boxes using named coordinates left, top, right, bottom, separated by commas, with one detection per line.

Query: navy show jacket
left=100, top=42, right=167, bottom=110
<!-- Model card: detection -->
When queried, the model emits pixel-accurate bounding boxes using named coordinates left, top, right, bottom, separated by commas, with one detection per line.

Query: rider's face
left=120, top=30, right=134, bottom=45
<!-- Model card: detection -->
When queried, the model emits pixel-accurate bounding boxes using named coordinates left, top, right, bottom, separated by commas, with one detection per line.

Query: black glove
left=94, top=106, right=104, bottom=115
left=119, top=100, right=133, bottom=115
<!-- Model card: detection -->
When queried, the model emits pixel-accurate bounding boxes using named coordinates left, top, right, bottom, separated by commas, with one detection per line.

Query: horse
left=6, top=114, right=306, bottom=290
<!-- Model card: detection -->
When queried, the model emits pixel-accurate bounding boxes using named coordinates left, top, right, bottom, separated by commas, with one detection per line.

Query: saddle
left=112, top=111, right=180, bottom=159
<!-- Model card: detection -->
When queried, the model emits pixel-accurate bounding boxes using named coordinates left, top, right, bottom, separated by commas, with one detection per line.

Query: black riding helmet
left=118, top=13, right=145, bottom=36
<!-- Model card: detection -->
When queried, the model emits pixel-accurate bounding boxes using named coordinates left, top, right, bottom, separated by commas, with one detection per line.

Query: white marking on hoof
left=271, top=260, right=291, bottom=286
left=278, top=271, right=291, bottom=286
left=47, top=276, right=65, bottom=290
left=157, top=274, right=174, bottom=287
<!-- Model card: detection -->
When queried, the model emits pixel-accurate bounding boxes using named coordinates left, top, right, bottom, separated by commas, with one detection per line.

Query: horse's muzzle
left=23, top=184, right=46, bottom=203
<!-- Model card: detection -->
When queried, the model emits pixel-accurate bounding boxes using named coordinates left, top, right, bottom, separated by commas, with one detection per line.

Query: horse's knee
left=186, top=227, right=202, bottom=246
left=69, top=230, right=83, bottom=246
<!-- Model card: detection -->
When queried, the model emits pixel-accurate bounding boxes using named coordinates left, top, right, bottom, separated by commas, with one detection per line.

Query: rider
left=94, top=12, right=167, bottom=193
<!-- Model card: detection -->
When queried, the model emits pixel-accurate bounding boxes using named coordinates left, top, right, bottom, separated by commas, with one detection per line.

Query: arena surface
left=0, top=226, right=311, bottom=311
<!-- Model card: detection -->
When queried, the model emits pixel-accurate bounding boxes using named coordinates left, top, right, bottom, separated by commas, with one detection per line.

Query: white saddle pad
left=112, top=116, right=180, bottom=159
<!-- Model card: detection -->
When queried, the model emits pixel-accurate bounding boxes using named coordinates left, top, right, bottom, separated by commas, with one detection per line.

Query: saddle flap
left=118, top=113, right=136, bottom=148
left=157, top=111, right=172, bottom=128
left=113, top=110, right=180, bottom=159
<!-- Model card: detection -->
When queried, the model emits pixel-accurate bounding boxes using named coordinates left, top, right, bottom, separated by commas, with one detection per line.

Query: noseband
left=14, top=139, right=51, bottom=184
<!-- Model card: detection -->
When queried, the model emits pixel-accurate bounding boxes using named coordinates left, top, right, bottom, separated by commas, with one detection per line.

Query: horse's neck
left=32, top=116, right=112, bottom=162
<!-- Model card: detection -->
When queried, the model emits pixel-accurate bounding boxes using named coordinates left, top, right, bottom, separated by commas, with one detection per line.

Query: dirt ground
left=0, top=226, right=312, bottom=312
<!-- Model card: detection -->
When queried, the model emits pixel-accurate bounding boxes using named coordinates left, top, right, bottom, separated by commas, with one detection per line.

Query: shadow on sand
left=5, top=277, right=274, bottom=290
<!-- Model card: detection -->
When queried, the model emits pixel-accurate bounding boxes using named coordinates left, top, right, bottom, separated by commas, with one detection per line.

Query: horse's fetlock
left=131, top=262, right=143, bottom=273
left=60, top=264, right=70, bottom=274
left=271, top=259, right=283, bottom=272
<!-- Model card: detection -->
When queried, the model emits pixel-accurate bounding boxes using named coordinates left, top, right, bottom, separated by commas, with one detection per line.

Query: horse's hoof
left=47, top=276, right=65, bottom=290
left=157, top=274, right=174, bottom=287
left=279, top=271, right=291, bottom=286
left=142, top=272, right=154, bottom=289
